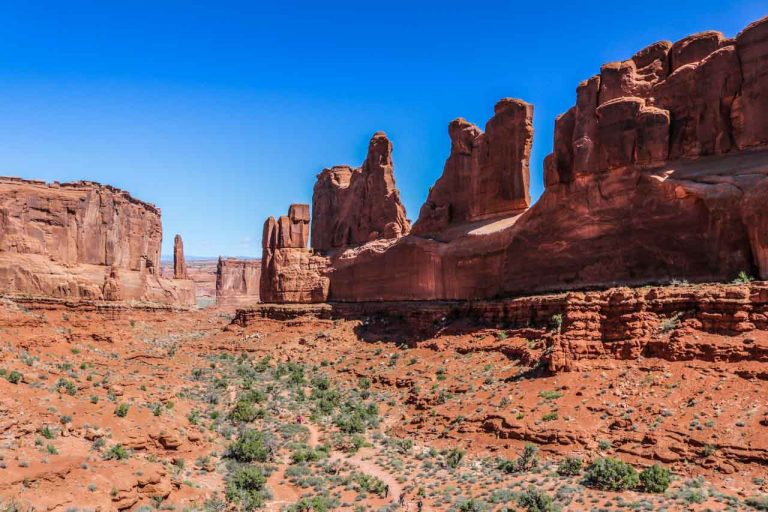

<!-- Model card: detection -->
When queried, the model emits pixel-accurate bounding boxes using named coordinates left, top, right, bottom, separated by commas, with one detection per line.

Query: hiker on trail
left=417, top=499, right=423, bottom=512
left=383, top=484, right=389, bottom=498
left=398, top=492, right=406, bottom=508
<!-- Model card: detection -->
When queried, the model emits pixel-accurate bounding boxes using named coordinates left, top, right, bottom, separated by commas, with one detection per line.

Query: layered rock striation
left=215, top=257, right=261, bottom=306
left=0, top=178, right=194, bottom=305
left=413, top=98, right=533, bottom=235
left=311, top=132, right=410, bottom=252
left=260, top=204, right=329, bottom=303
left=173, top=235, right=188, bottom=280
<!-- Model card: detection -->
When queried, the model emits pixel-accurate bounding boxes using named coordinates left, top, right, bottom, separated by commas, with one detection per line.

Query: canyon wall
left=323, top=17, right=768, bottom=301
left=215, top=257, right=261, bottom=306
left=0, top=178, right=195, bottom=305
left=311, top=132, right=410, bottom=252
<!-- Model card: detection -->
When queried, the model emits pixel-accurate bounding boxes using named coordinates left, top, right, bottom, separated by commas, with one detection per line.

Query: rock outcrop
left=254, top=16, right=768, bottom=305
left=260, top=204, right=329, bottom=303
left=173, top=235, right=188, bottom=280
left=215, top=257, right=261, bottom=306
left=413, top=98, right=533, bottom=235
left=0, top=178, right=194, bottom=305
left=311, top=132, right=410, bottom=251
left=325, top=18, right=768, bottom=302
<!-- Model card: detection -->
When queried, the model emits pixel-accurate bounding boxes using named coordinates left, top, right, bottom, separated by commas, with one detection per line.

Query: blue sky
left=0, top=1, right=764, bottom=257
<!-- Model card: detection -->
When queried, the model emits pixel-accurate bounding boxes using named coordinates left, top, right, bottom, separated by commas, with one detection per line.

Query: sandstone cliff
left=215, top=257, right=261, bottom=306
left=311, top=132, right=410, bottom=251
left=0, top=178, right=194, bottom=305
left=413, top=98, right=533, bottom=235
left=326, top=17, right=768, bottom=301
left=260, top=204, right=329, bottom=303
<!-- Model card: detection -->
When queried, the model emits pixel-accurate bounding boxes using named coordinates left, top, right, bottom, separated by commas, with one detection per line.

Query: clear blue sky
left=0, top=1, right=764, bottom=257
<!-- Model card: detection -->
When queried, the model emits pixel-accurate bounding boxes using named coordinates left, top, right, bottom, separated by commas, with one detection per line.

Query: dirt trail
left=315, top=423, right=403, bottom=503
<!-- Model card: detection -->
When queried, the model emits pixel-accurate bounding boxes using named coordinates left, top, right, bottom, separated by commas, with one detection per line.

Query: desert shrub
left=445, top=447, right=465, bottom=469
left=114, top=403, right=130, bottom=418
left=7, top=371, right=22, bottom=385
left=225, top=466, right=267, bottom=510
left=290, top=443, right=328, bottom=464
left=733, top=271, right=755, bottom=284
left=287, top=495, right=335, bottom=512
left=103, top=444, right=130, bottom=460
left=55, top=378, right=77, bottom=396
left=583, top=457, right=639, bottom=491
left=557, top=456, right=582, bottom=476
left=228, top=429, right=273, bottom=463
left=499, top=443, right=538, bottom=473
left=746, top=496, right=768, bottom=511
left=517, top=487, right=559, bottom=512
left=229, top=400, right=265, bottom=423
left=639, top=464, right=671, bottom=493
left=333, top=400, right=378, bottom=434
left=354, top=472, right=386, bottom=496
left=456, top=498, right=487, bottom=511
left=549, top=314, right=563, bottom=333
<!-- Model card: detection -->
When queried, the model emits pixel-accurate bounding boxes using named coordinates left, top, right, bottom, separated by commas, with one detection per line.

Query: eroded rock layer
left=311, top=132, right=410, bottom=251
left=0, top=178, right=194, bottom=305
left=260, top=204, right=329, bottom=303
left=215, top=257, right=261, bottom=306
left=413, top=98, right=533, bottom=235
left=325, top=18, right=768, bottom=301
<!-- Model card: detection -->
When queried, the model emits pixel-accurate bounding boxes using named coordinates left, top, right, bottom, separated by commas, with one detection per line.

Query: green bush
left=517, top=486, right=559, bottom=512
left=228, top=429, right=272, bottom=463
left=7, top=371, right=22, bottom=385
left=557, top=456, right=582, bottom=477
left=114, top=403, right=130, bottom=418
left=746, top=495, right=768, bottom=511
left=499, top=443, right=539, bottom=473
left=229, top=400, right=265, bottom=423
left=445, top=447, right=464, bottom=469
left=103, top=444, right=130, bottom=460
left=456, top=498, right=487, bottom=512
left=225, top=466, right=267, bottom=510
left=639, top=464, right=671, bottom=493
left=288, top=495, right=334, bottom=512
left=583, top=457, right=639, bottom=491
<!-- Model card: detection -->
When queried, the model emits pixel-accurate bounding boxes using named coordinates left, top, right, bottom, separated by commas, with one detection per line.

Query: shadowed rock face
left=412, top=98, right=533, bottom=236
left=0, top=178, right=194, bottom=305
left=311, top=132, right=410, bottom=252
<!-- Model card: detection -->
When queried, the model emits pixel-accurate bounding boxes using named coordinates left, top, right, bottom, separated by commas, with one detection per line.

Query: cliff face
left=311, top=132, right=410, bottom=252
left=0, top=178, right=163, bottom=271
left=325, top=17, right=768, bottom=302
left=0, top=178, right=194, bottom=305
left=215, top=257, right=261, bottom=306
left=413, top=99, right=533, bottom=235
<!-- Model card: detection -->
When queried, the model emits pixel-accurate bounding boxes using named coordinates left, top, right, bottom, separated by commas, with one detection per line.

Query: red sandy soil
left=0, top=288, right=767, bottom=511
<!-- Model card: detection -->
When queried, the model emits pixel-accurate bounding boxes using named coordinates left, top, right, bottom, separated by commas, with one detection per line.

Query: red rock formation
left=325, top=18, right=768, bottom=302
left=215, top=257, right=261, bottom=306
left=412, top=99, right=533, bottom=235
left=173, top=235, right=188, bottom=280
left=311, top=132, right=410, bottom=251
left=0, top=178, right=194, bottom=305
left=260, top=204, right=329, bottom=303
